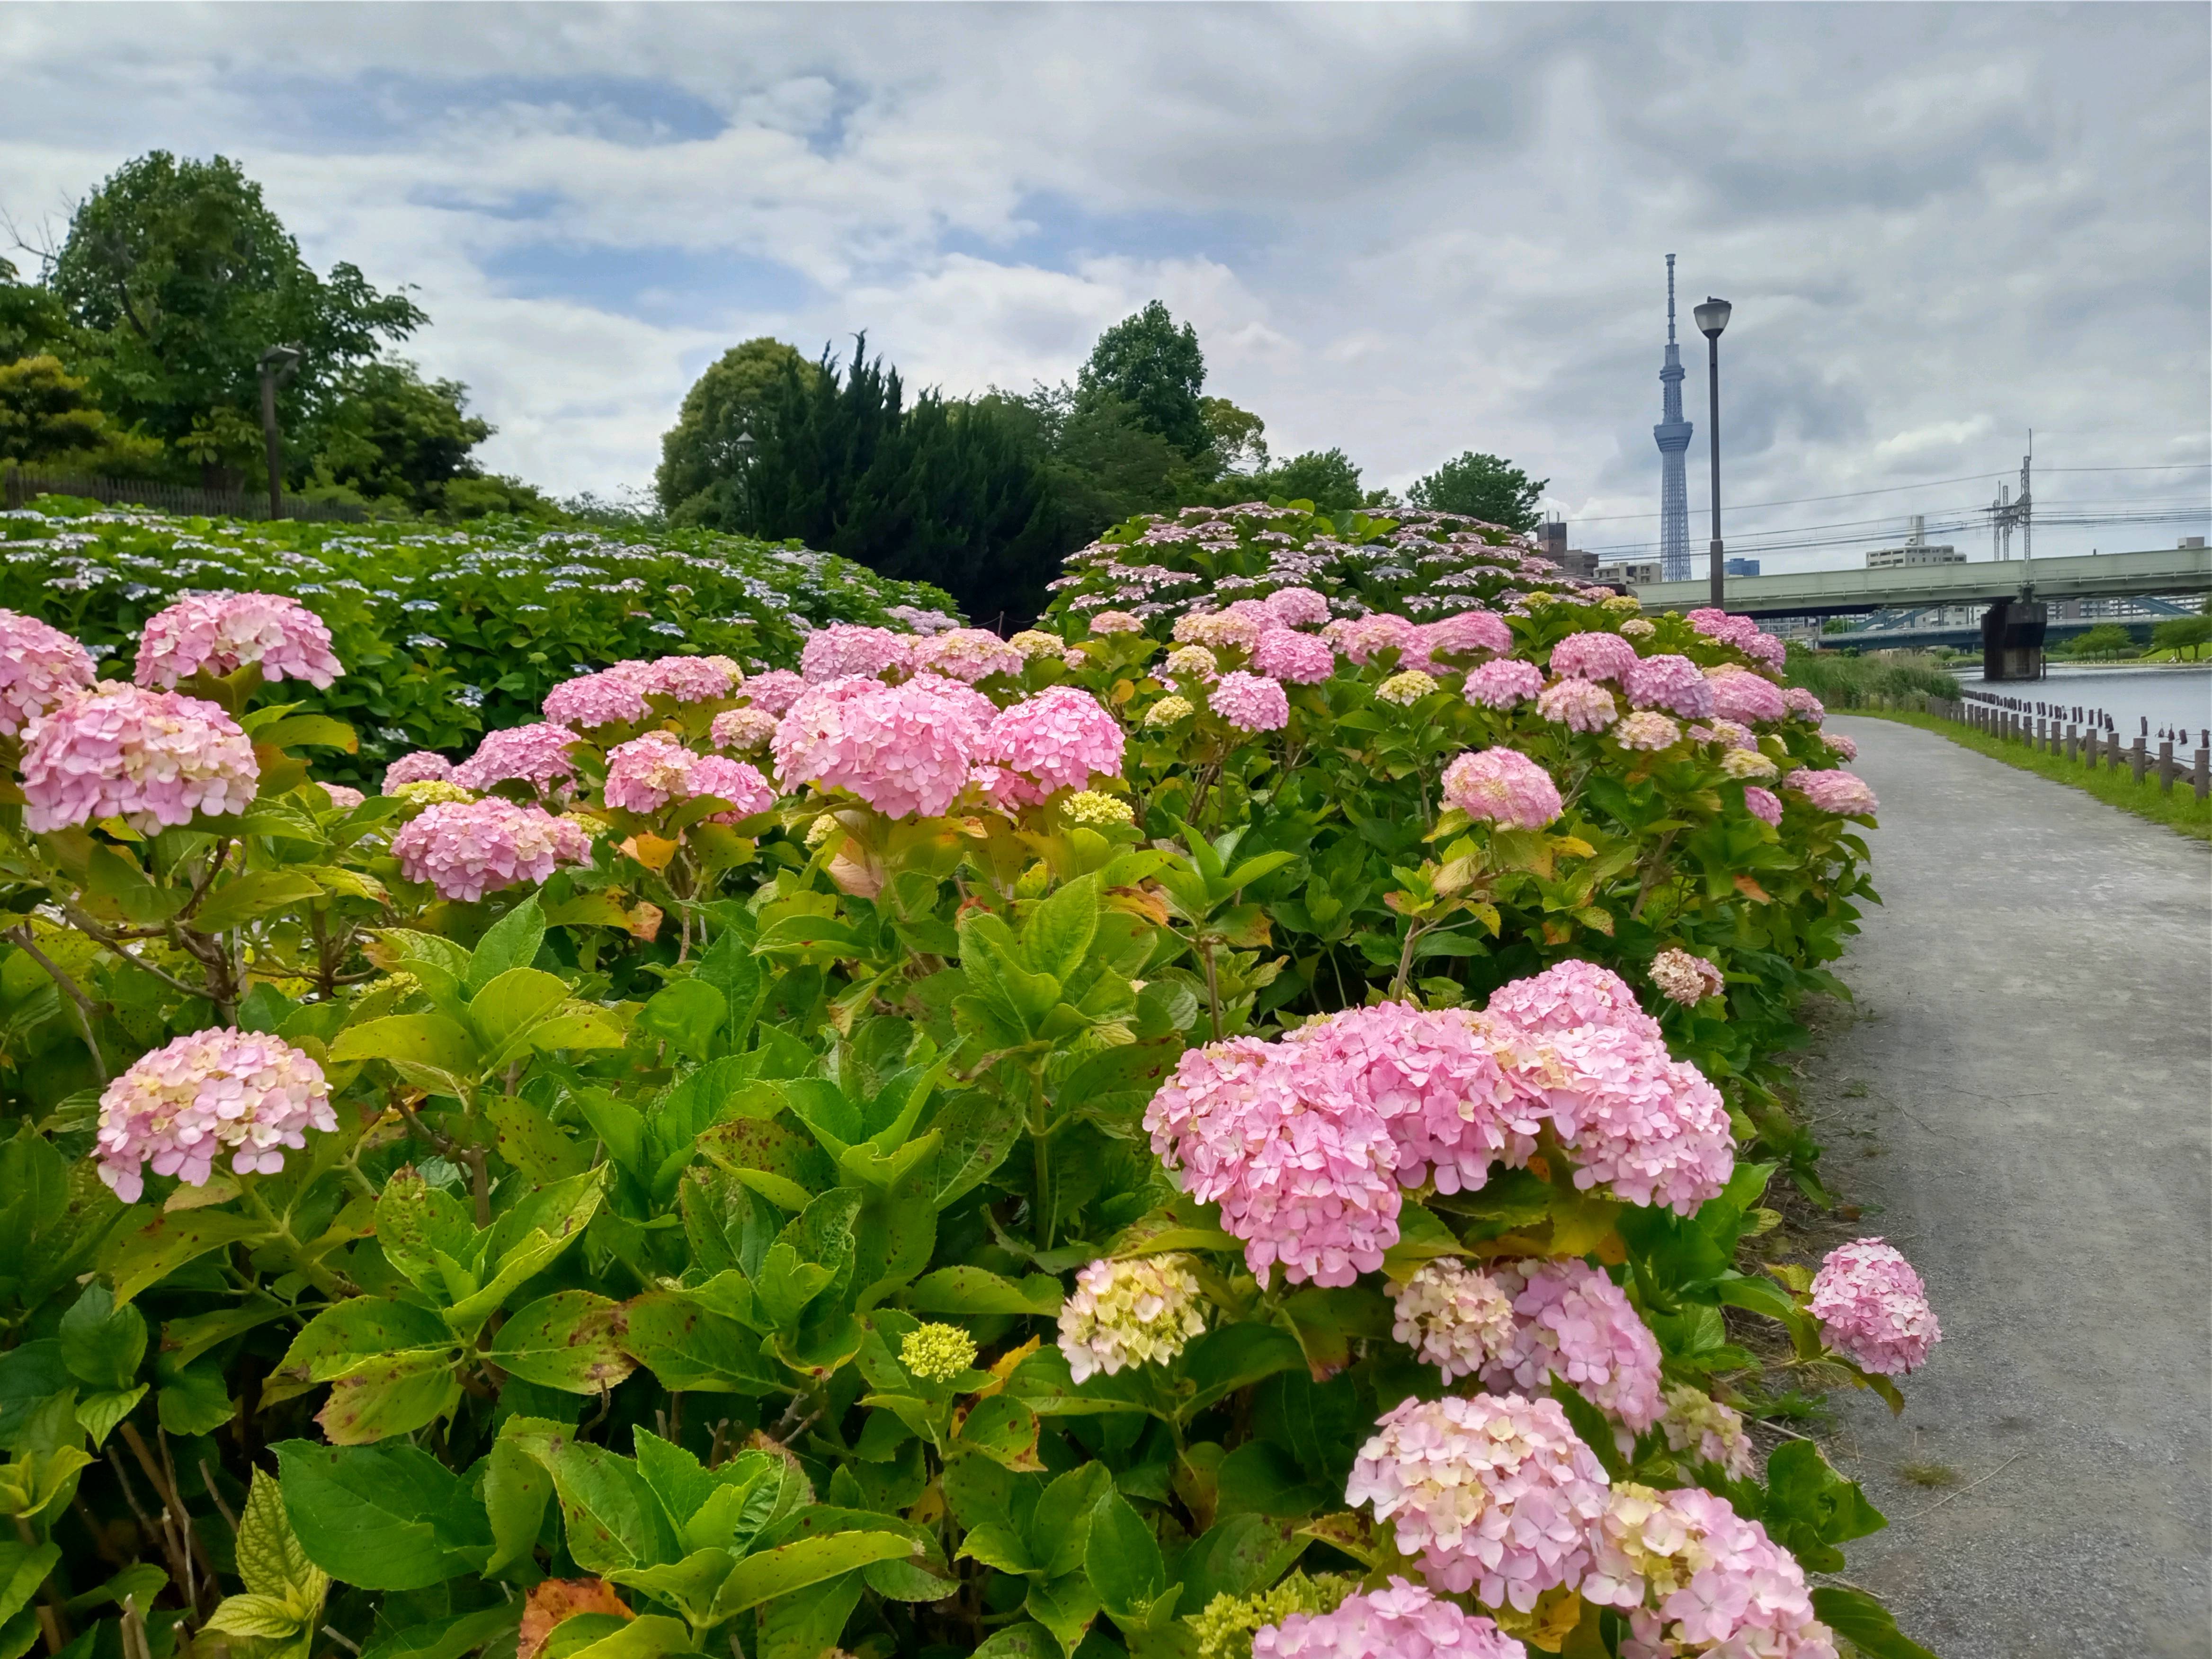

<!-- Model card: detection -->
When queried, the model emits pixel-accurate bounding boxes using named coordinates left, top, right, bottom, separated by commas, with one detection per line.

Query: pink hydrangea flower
left=1584, top=1484, right=1838, bottom=1659
left=1262, top=587, right=1332, bottom=630
left=1175, top=610, right=1265, bottom=652
left=979, top=686, right=1126, bottom=804
left=1659, top=1385, right=1757, bottom=1481
left=1481, top=1258, right=1666, bottom=1434
left=1825, top=732, right=1859, bottom=762
left=391, top=797, right=593, bottom=902
left=1707, top=669, right=1789, bottom=725
left=1088, top=610, right=1144, bottom=635
left=686, top=754, right=776, bottom=822
left=1254, top=628, right=1337, bottom=684
left=913, top=628, right=1026, bottom=682
left=1613, top=712, right=1681, bottom=751
left=1486, top=960, right=1663, bottom=1044
left=604, top=732, right=705, bottom=813
left=1254, top=1578, right=1527, bottom=1659
left=21, top=684, right=259, bottom=833
left=1441, top=748, right=1562, bottom=829
left=1530, top=1025, right=1735, bottom=1214
left=93, top=1028, right=337, bottom=1202
left=452, top=723, right=581, bottom=794
left=1463, top=659, right=1543, bottom=710
left=382, top=750, right=454, bottom=792
left=1346, top=1393, right=1612, bottom=1610
left=1649, top=948, right=1724, bottom=1006
left=1783, top=687, right=1825, bottom=721
left=1686, top=608, right=1788, bottom=672
left=134, top=592, right=341, bottom=689
left=740, top=668, right=808, bottom=716
left=1706, top=718, right=1758, bottom=751
left=0, top=610, right=96, bottom=735
left=801, top=623, right=912, bottom=683
left=1743, top=785, right=1783, bottom=825
left=320, top=783, right=366, bottom=811
left=543, top=667, right=650, bottom=729
left=1810, top=1239, right=1940, bottom=1375
left=710, top=706, right=778, bottom=752
left=1392, top=1259, right=1519, bottom=1382
left=1536, top=677, right=1619, bottom=732
left=1784, top=767, right=1879, bottom=817
left=775, top=675, right=989, bottom=819
left=1325, top=612, right=1421, bottom=666
left=1143, top=1037, right=1403, bottom=1288
left=1210, top=670, right=1291, bottom=732
left=640, top=654, right=741, bottom=703
left=1550, top=631, right=1639, bottom=684
left=1420, top=610, right=1513, bottom=664
left=1623, top=655, right=1715, bottom=720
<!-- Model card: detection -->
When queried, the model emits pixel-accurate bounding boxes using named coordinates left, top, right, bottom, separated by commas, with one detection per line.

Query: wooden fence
left=0, top=466, right=368, bottom=524
left=1906, top=693, right=2212, bottom=801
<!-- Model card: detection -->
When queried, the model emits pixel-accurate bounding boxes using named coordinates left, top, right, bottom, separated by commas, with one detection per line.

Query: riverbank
left=1850, top=707, right=2212, bottom=841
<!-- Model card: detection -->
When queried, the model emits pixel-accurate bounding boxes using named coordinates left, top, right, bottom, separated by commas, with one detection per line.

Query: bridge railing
left=1891, top=692, right=2212, bottom=801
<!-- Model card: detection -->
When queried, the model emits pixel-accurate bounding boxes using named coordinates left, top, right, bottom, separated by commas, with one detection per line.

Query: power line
left=1561, top=461, right=2212, bottom=525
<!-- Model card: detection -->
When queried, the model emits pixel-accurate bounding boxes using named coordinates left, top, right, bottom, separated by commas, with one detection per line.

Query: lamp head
left=1694, top=297, right=1732, bottom=339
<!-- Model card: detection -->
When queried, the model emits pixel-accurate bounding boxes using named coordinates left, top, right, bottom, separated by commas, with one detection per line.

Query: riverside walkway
left=1812, top=716, right=2212, bottom=1659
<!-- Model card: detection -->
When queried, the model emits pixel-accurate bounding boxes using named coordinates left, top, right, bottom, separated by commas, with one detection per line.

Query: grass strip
left=1847, top=707, right=2212, bottom=843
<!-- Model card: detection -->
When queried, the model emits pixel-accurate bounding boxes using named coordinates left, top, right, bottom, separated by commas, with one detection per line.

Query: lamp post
left=1694, top=296, right=1731, bottom=610
left=258, top=345, right=303, bottom=520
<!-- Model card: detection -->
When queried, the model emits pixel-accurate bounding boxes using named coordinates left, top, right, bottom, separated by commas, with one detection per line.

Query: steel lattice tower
left=1654, top=255, right=1694, bottom=582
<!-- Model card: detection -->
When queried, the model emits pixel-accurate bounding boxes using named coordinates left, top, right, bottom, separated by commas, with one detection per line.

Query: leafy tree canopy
left=1076, top=299, right=1209, bottom=459
left=656, top=337, right=818, bottom=524
left=1407, top=449, right=1548, bottom=532
left=302, top=358, right=549, bottom=518
left=0, top=354, right=117, bottom=464
left=1200, top=394, right=1268, bottom=473
left=1255, top=446, right=1378, bottom=514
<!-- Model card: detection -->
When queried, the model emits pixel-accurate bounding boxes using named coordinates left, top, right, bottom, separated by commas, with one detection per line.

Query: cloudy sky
left=3, top=2, right=2207, bottom=566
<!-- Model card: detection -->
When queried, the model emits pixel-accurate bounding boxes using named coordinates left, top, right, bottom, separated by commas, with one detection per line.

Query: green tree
left=0, top=257, right=69, bottom=362
left=301, top=359, right=494, bottom=512
left=0, top=354, right=113, bottom=462
left=655, top=337, right=817, bottom=524
left=2065, top=622, right=2139, bottom=660
left=2150, top=615, right=2212, bottom=660
left=1200, top=394, right=1268, bottom=473
left=43, top=152, right=425, bottom=477
left=1406, top=449, right=1548, bottom=532
left=1255, top=446, right=1372, bottom=514
left=1077, top=300, right=1209, bottom=459
left=1002, top=383, right=1186, bottom=541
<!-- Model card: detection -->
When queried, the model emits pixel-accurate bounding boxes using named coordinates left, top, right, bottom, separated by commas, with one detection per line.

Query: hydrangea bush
left=0, top=500, right=1943, bottom=1659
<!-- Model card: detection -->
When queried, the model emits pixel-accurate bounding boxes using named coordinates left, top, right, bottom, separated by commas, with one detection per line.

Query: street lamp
left=1694, top=296, right=1731, bottom=609
left=258, top=345, right=303, bottom=520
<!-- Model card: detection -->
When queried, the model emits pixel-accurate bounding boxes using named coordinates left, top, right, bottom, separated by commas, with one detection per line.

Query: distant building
left=1596, top=559, right=1663, bottom=587
left=1537, top=517, right=1599, bottom=580
left=1866, top=514, right=1964, bottom=570
left=2182, top=535, right=2206, bottom=550
left=1724, top=557, right=1761, bottom=577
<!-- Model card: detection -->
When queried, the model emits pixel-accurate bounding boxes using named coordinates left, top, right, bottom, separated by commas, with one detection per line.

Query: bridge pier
left=1980, top=596, right=2047, bottom=681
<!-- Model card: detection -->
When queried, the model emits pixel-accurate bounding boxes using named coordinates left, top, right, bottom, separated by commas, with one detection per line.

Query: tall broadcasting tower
left=1653, top=255, right=1694, bottom=582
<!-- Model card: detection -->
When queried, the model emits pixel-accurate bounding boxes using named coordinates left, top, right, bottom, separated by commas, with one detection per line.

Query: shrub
left=0, top=505, right=1936, bottom=1659
left=1784, top=644, right=1960, bottom=709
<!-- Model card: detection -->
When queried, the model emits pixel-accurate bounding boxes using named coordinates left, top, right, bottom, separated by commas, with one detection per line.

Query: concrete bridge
left=1631, top=545, right=2211, bottom=620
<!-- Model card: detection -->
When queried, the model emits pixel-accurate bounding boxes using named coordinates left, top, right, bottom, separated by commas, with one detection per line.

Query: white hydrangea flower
left=1058, top=1253, right=1208, bottom=1382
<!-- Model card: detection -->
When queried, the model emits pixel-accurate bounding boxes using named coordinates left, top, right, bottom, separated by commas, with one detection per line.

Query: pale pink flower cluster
left=1743, top=785, right=1784, bottom=826
left=1326, top=612, right=1421, bottom=665
left=740, top=668, right=808, bottom=716
left=1419, top=610, right=1512, bottom=663
left=1706, top=718, right=1757, bottom=751
left=94, top=1029, right=336, bottom=1201
left=774, top=675, right=989, bottom=818
left=1649, top=949, right=1725, bottom=1006
left=382, top=750, right=454, bottom=792
left=801, top=623, right=912, bottom=682
left=1441, top=748, right=1562, bottom=829
left=1211, top=670, right=1291, bottom=733
left=392, top=798, right=593, bottom=901
left=1391, top=1258, right=1518, bottom=1382
left=1536, top=678, right=1618, bottom=732
left=1809, top=1239, right=1940, bottom=1375
left=320, top=783, right=366, bottom=811
left=134, top=592, right=341, bottom=689
left=1824, top=732, right=1859, bottom=762
left=0, top=610, right=95, bottom=735
left=913, top=627, right=1026, bottom=682
left=1623, top=655, right=1715, bottom=720
left=1463, top=659, right=1543, bottom=710
left=710, top=706, right=778, bottom=752
left=1254, top=1579, right=1527, bottom=1659
left=1165, top=645, right=1220, bottom=681
left=21, top=684, right=258, bottom=832
left=452, top=723, right=580, bottom=794
left=1088, top=610, right=1144, bottom=635
left=1783, top=768, right=1878, bottom=817
left=1659, top=1384, right=1756, bottom=1480
left=1686, top=607, right=1788, bottom=672
left=1707, top=669, right=1789, bottom=726
left=1720, top=749, right=1779, bottom=782
left=1057, top=1253, right=1207, bottom=1382
left=1261, top=586, right=1332, bottom=630
left=1532, top=1024, right=1735, bottom=1214
left=543, top=665, right=649, bottom=729
left=1346, top=1393, right=1611, bottom=1610
left=1487, top=959, right=1664, bottom=1044
left=1550, top=631, right=1639, bottom=685
left=1783, top=687, right=1825, bottom=722
left=1255, top=628, right=1337, bottom=684
left=1584, top=1484, right=1837, bottom=1659
left=980, top=685, right=1127, bottom=803
left=1481, top=1258, right=1666, bottom=1434
left=1175, top=609, right=1266, bottom=653
left=642, top=654, right=742, bottom=703
left=1613, top=712, right=1681, bottom=751
left=603, top=732, right=771, bottom=820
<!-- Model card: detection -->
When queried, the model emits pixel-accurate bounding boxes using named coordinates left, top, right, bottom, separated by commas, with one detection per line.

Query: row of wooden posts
left=1916, top=695, right=2212, bottom=800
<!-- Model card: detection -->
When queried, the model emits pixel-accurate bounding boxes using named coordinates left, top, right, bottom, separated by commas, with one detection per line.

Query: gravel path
left=1807, top=716, right=2212, bottom=1659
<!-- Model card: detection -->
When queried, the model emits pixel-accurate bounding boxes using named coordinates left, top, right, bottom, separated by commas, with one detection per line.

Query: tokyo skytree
left=1654, top=255, right=1694, bottom=582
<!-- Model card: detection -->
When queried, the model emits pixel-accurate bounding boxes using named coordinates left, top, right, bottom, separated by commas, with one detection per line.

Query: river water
left=1956, top=663, right=2212, bottom=740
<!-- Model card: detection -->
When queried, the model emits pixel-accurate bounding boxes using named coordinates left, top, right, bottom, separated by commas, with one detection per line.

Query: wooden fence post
left=2158, top=740, right=2176, bottom=794
left=2196, top=748, right=2210, bottom=803
left=2131, top=736, right=2148, bottom=783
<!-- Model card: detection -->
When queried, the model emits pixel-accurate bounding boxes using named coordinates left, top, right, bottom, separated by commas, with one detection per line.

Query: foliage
left=0, top=355, right=147, bottom=469
left=301, top=359, right=550, bottom=519
left=0, top=499, right=956, bottom=785
left=2148, top=615, right=2212, bottom=660
left=0, top=494, right=1942, bottom=1659
left=1406, top=452, right=1547, bottom=535
left=1077, top=300, right=1210, bottom=460
left=1783, top=646, right=1959, bottom=709
left=2058, top=623, right=2139, bottom=661
left=657, top=340, right=820, bottom=528
left=1198, top=397, right=1268, bottom=474
left=1246, top=449, right=1380, bottom=515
